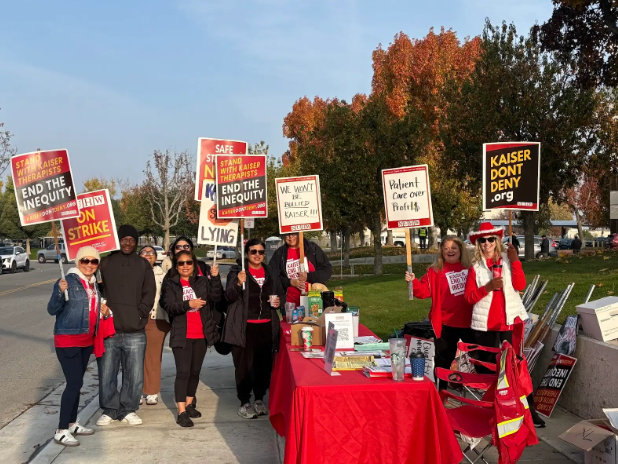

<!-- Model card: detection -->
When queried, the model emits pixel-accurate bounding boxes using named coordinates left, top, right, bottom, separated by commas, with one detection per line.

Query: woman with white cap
left=47, top=246, right=111, bottom=447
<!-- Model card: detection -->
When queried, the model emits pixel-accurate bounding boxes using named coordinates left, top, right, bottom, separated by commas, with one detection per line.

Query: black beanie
left=118, top=224, right=139, bottom=241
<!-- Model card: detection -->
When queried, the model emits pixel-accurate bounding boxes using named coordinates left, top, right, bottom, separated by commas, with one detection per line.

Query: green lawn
left=328, top=250, right=618, bottom=340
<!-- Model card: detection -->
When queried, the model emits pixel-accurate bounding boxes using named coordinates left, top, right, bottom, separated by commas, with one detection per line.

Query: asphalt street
left=0, top=259, right=231, bottom=431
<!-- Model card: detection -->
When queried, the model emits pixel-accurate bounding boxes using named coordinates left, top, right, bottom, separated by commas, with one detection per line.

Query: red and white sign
left=10, top=149, right=79, bottom=226
left=215, top=154, right=267, bottom=218
left=382, top=164, right=434, bottom=229
left=275, top=175, right=323, bottom=234
left=195, top=138, right=248, bottom=201
left=534, top=353, right=577, bottom=418
left=61, top=189, right=120, bottom=261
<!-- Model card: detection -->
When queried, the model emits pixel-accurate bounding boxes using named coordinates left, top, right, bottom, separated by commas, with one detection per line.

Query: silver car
left=37, top=243, right=72, bottom=264
left=206, top=246, right=237, bottom=260
left=1, top=246, right=30, bottom=273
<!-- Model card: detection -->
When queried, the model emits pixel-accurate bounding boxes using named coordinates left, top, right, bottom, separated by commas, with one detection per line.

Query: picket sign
left=194, top=138, right=247, bottom=201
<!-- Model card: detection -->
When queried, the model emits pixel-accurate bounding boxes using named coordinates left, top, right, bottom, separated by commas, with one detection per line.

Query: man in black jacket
left=541, top=235, right=550, bottom=258
left=269, top=233, right=332, bottom=308
left=96, top=225, right=156, bottom=426
left=572, top=235, right=582, bottom=253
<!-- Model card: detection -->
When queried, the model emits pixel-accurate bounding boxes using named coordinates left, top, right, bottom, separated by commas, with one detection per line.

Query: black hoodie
left=100, top=250, right=156, bottom=333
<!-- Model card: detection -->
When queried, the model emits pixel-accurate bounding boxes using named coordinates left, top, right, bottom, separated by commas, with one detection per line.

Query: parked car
left=606, top=233, right=618, bottom=249
left=152, top=245, right=166, bottom=263
left=37, top=243, right=72, bottom=264
left=501, top=235, right=557, bottom=259
left=206, top=246, right=237, bottom=260
left=558, top=239, right=573, bottom=250
left=1, top=246, right=30, bottom=273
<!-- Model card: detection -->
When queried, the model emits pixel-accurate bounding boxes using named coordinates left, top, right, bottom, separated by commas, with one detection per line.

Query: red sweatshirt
left=464, top=258, right=526, bottom=331
left=412, top=262, right=473, bottom=336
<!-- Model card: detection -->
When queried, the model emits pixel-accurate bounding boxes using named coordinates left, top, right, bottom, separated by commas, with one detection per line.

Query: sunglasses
left=249, top=249, right=266, bottom=255
left=175, top=244, right=191, bottom=250
left=177, top=260, right=194, bottom=267
left=79, top=258, right=100, bottom=265
left=140, top=251, right=156, bottom=256
left=478, top=237, right=497, bottom=244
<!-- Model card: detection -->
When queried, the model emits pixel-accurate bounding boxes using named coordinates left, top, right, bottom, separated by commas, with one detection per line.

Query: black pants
left=232, top=322, right=273, bottom=405
left=56, top=345, right=94, bottom=429
left=172, top=339, right=207, bottom=403
left=420, top=237, right=426, bottom=249
left=435, top=325, right=474, bottom=390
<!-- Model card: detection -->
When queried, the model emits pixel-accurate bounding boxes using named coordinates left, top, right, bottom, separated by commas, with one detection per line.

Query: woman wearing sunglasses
left=223, top=239, right=283, bottom=419
left=47, top=246, right=112, bottom=447
left=139, top=245, right=170, bottom=406
left=160, top=250, right=221, bottom=427
left=161, top=236, right=211, bottom=277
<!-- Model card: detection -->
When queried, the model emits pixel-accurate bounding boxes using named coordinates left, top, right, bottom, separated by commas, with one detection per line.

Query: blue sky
left=0, top=0, right=553, bottom=188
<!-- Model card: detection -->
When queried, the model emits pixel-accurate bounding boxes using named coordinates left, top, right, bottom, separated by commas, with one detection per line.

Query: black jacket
left=100, top=251, right=156, bottom=333
left=541, top=238, right=550, bottom=253
left=160, top=274, right=222, bottom=349
left=269, top=239, right=332, bottom=293
left=572, top=238, right=582, bottom=250
left=223, top=262, right=283, bottom=350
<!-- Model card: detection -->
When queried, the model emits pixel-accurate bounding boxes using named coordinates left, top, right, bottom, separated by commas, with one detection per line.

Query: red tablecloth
left=269, top=322, right=463, bottom=464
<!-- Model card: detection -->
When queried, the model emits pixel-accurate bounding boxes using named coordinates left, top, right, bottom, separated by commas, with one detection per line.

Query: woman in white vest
left=464, top=222, right=527, bottom=354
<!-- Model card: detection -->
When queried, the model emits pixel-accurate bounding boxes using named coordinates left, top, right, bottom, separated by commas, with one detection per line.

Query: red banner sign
left=533, top=353, right=577, bottom=418
left=61, top=189, right=120, bottom=261
left=215, top=154, right=267, bottom=218
left=195, top=138, right=247, bottom=201
left=10, top=149, right=79, bottom=226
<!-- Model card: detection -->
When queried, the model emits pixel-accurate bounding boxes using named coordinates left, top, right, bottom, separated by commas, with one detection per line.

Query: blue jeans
left=97, top=332, right=146, bottom=420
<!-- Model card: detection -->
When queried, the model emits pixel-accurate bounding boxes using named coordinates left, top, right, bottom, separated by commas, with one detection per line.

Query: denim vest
left=47, top=273, right=100, bottom=335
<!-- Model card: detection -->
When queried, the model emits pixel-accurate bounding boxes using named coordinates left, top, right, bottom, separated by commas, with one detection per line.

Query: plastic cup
left=285, top=302, right=295, bottom=323
left=301, top=326, right=314, bottom=352
left=269, top=295, right=278, bottom=306
left=389, top=338, right=407, bottom=381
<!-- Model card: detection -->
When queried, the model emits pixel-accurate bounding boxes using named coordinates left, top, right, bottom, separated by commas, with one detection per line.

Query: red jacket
left=94, top=316, right=116, bottom=358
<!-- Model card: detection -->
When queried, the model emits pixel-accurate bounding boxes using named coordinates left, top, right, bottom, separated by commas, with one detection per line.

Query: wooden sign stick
left=240, top=219, right=245, bottom=289
left=299, top=232, right=307, bottom=295
left=509, top=211, right=513, bottom=246
left=405, top=229, right=413, bottom=300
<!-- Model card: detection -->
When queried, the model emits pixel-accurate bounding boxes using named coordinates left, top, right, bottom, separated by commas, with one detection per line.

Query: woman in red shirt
left=47, top=246, right=111, bottom=447
left=405, top=236, right=473, bottom=389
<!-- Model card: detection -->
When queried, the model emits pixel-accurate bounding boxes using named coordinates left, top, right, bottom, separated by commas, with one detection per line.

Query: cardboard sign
left=382, top=165, right=434, bottom=229
left=560, top=420, right=616, bottom=453
left=215, top=154, right=267, bottom=218
left=275, top=175, right=323, bottom=233
left=324, top=312, right=354, bottom=350
left=244, top=218, right=255, bottom=229
left=482, top=142, right=540, bottom=211
left=61, top=189, right=119, bottom=260
left=324, top=322, right=339, bottom=376
left=194, top=138, right=247, bottom=201
left=197, top=180, right=239, bottom=246
left=406, top=335, right=435, bottom=382
left=10, top=149, right=79, bottom=226
left=533, top=353, right=577, bottom=418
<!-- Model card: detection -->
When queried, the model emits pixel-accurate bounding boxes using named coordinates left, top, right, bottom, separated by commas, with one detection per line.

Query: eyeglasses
left=140, top=251, right=156, bottom=256
left=79, top=258, right=100, bottom=265
left=175, top=244, right=191, bottom=251
left=249, top=249, right=266, bottom=255
left=478, top=237, right=497, bottom=244
left=177, top=260, right=194, bottom=267
left=120, top=238, right=136, bottom=245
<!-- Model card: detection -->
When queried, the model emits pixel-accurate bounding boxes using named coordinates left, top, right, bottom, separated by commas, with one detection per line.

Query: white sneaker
left=69, top=420, right=94, bottom=435
left=54, top=429, right=80, bottom=447
left=121, top=412, right=143, bottom=425
left=96, top=414, right=114, bottom=426
left=146, top=394, right=158, bottom=405
left=139, top=396, right=144, bottom=405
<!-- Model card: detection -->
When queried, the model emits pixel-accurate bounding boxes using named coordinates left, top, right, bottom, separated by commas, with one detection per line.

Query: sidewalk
left=23, top=347, right=585, bottom=464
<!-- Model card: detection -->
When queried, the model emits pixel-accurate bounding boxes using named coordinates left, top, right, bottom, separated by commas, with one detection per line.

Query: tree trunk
left=386, top=230, right=394, bottom=246
left=344, top=228, right=351, bottom=267
left=164, top=228, right=170, bottom=252
left=574, top=207, right=584, bottom=241
left=428, top=227, right=439, bottom=249
left=521, top=211, right=535, bottom=260
left=359, top=228, right=366, bottom=247
left=25, top=238, right=31, bottom=255
left=330, top=232, right=338, bottom=252
left=372, top=215, right=383, bottom=275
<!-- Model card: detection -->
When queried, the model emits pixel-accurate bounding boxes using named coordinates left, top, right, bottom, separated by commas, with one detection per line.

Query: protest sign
left=197, top=180, right=239, bottom=247
left=215, top=154, right=267, bottom=218
left=10, top=149, right=79, bottom=226
left=482, top=142, right=540, bottom=211
left=534, top=353, right=577, bottom=418
left=406, top=336, right=436, bottom=382
left=61, top=189, right=119, bottom=260
left=554, top=315, right=579, bottom=356
left=382, top=165, right=434, bottom=229
left=275, top=176, right=323, bottom=234
left=194, top=138, right=247, bottom=201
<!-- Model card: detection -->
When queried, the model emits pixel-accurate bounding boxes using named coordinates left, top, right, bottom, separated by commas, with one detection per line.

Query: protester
left=160, top=250, right=222, bottom=427
left=405, top=236, right=473, bottom=390
left=47, top=246, right=111, bottom=447
left=223, top=239, right=283, bottom=419
left=139, top=245, right=170, bottom=406
left=161, top=236, right=211, bottom=277
left=464, top=223, right=545, bottom=428
left=269, top=233, right=332, bottom=306
left=572, top=235, right=582, bottom=254
left=97, top=225, right=156, bottom=427
left=541, top=235, right=550, bottom=258
left=419, top=227, right=427, bottom=250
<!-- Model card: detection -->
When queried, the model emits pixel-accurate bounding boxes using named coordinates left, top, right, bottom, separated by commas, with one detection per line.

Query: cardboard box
left=560, top=420, right=618, bottom=464
left=289, top=307, right=344, bottom=346
left=576, top=297, right=618, bottom=342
